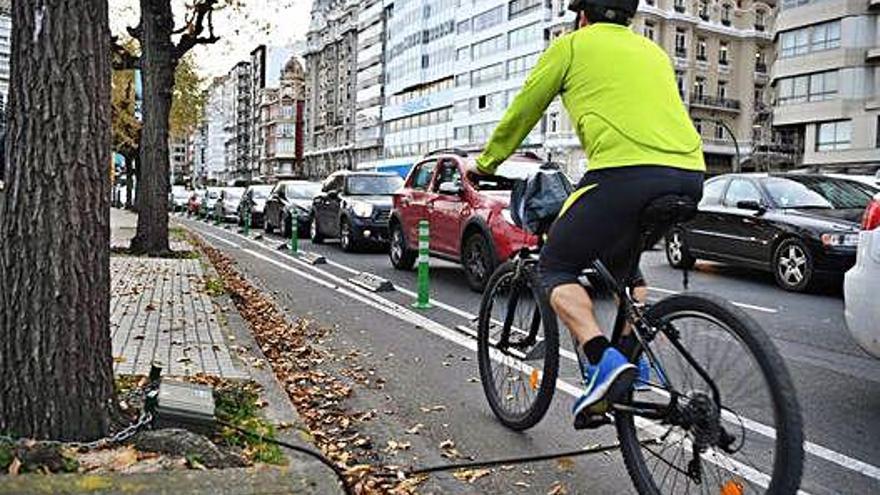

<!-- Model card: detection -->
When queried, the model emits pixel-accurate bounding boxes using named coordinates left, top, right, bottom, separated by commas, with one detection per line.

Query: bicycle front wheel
left=477, top=261, right=559, bottom=431
left=616, top=293, right=804, bottom=495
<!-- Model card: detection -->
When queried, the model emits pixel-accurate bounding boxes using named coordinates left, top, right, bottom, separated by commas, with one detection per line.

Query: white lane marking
left=649, top=286, right=778, bottom=314
left=196, top=228, right=241, bottom=248
left=200, top=230, right=790, bottom=492
left=192, top=221, right=880, bottom=483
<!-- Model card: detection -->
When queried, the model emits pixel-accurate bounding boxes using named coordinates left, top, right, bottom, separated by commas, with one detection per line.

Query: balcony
left=674, top=4, right=686, bottom=13
left=721, top=18, right=731, bottom=27
left=696, top=54, right=707, bottom=62
left=699, top=13, right=709, bottom=21
left=690, top=94, right=741, bottom=112
left=867, top=47, right=880, bottom=63
left=675, top=47, right=687, bottom=58
left=755, top=62, right=767, bottom=73
left=755, top=23, right=766, bottom=32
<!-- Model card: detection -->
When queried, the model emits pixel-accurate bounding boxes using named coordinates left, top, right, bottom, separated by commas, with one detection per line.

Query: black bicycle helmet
left=568, top=0, right=639, bottom=14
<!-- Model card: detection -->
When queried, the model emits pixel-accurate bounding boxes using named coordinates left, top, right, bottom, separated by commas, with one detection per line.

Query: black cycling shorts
left=538, top=165, right=704, bottom=294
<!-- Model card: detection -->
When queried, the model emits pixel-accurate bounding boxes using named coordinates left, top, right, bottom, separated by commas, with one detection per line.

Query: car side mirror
left=438, top=181, right=462, bottom=196
left=736, top=200, right=766, bottom=213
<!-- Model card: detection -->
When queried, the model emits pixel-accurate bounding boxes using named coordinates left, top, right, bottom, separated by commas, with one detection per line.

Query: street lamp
left=711, top=118, right=741, bottom=173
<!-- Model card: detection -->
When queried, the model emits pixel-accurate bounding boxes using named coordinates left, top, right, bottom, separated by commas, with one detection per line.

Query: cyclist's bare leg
left=549, top=284, right=603, bottom=345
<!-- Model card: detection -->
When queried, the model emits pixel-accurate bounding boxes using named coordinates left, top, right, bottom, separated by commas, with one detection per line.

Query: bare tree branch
left=173, top=0, right=221, bottom=61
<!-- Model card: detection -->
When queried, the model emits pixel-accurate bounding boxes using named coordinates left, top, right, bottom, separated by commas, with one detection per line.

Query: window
left=457, top=20, right=471, bottom=33
left=674, top=0, right=686, bottom=12
left=676, top=71, right=685, bottom=96
left=700, top=178, right=728, bottom=207
left=719, top=42, right=729, bottom=65
left=433, top=160, right=462, bottom=191
left=473, top=6, right=504, bottom=31
left=549, top=112, right=560, bottom=133
left=643, top=21, right=655, bottom=41
left=471, top=63, right=504, bottom=87
left=507, top=52, right=539, bottom=78
left=697, top=37, right=707, bottom=61
left=509, top=0, right=541, bottom=19
left=472, top=35, right=505, bottom=59
left=698, top=1, right=709, bottom=20
left=780, top=21, right=840, bottom=58
left=755, top=9, right=766, bottom=30
left=721, top=4, right=732, bottom=26
left=717, top=80, right=728, bottom=99
left=724, top=179, right=762, bottom=207
left=694, top=76, right=706, bottom=98
left=816, top=121, right=851, bottom=151
left=675, top=28, right=687, bottom=57
left=715, top=123, right=726, bottom=140
left=410, top=161, right=436, bottom=190
left=508, top=22, right=543, bottom=49
left=777, top=70, right=838, bottom=104
left=693, top=118, right=703, bottom=135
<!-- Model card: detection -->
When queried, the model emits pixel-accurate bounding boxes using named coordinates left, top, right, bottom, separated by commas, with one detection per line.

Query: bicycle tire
left=616, top=293, right=804, bottom=495
left=477, top=261, right=559, bottom=431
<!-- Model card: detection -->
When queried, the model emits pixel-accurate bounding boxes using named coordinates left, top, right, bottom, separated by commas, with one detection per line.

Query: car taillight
left=862, top=199, right=880, bottom=231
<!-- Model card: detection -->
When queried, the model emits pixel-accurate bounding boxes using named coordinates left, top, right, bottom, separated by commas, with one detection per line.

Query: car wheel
left=463, top=232, right=496, bottom=292
left=340, top=219, right=358, bottom=252
left=665, top=229, right=696, bottom=270
left=389, top=222, right=417, bottom=270
left=310, top=216, right=325, bottom=244
left=773, top=238, right=814, bottom=292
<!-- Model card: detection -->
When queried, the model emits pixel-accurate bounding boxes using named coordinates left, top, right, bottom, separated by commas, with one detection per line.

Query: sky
left=110, top=0, right=313, bottom=78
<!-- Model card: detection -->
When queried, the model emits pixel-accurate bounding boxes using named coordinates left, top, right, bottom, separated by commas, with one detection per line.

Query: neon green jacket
left=476, top=23, right=705, bottom=174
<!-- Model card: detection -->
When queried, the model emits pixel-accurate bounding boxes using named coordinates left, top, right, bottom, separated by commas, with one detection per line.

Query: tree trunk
left=129, top=0, right=176, bottom=255
left=0, top=0, right=114, bottom=441
left=124, top=151, right=135, bottom=210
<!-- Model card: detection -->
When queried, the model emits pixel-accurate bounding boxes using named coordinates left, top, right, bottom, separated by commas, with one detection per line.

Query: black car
left=237, top=184, right=274, bottom=227
left=666, top=173, right=877, bottom=291
left=311, top=171, right=404, bottom=252
left=264, top=180, right=322, bottom=237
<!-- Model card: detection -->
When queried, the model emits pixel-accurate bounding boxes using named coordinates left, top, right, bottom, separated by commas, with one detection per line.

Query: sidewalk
left=110, top=208, right=243, bottom=378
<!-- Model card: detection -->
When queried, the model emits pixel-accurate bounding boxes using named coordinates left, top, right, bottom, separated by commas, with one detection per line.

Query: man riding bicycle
left=475, top=0, right=705, bottom=420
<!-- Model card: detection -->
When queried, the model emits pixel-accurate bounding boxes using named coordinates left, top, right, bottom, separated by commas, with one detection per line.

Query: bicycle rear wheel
left=477, top=261, right=559, bottom=431
left=616, top=293, right=803, bottom=495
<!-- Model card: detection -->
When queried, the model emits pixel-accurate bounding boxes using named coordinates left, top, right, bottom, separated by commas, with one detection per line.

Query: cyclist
left=474, top=0, right=705, bottom=420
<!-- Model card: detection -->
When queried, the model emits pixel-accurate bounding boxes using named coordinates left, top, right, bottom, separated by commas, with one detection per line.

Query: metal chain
left=0, top=410, right=154, bottom=451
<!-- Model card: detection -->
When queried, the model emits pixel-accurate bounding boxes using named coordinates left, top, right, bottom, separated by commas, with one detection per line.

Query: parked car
left=215, top=187, right=246, bottom=222
left=666, top=173, right=877, bottom=291
left=188, top=189, right=205, bottom=215
left=311, top=171, right=404, bottom=251
left=844, top=192, right=880, bottom=359
left=199, top=187, right=222, bottom=218
left=169, top=185, right=190, bottom=212
left=390, top=149, right=548, bottom=291
left=264, top=180, right=322, bottom=237
left=237, top=184, right=275, bottom=227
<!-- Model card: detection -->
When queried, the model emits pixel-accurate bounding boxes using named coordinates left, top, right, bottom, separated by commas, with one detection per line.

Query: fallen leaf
left=420, top=405, right=446, bottom=413
left=439, top=439, right=455, bottom=450
left=452, top=468, right=491, bottom=483
left=556, top=457, right=575, bottom=472
left=405, top=423, right=424, bottom=435
left=547, top=482, right=568, bottom=495
left=111, top=446, right=138, bottom=471
left=8, top=457, right=21, bottom=476
left=515, top=481, right=531, bottom=488
left=113, top=356, right=126, bottom=364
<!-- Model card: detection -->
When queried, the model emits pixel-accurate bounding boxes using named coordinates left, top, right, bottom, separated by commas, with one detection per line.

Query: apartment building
left=303, top=0, right=360, bottom=178
left=771, top=0, right=880, bottom=170
left=256, top=57, right=307, bottom=177
left=0, top=0, right=10, bottom=103
left=169, top=135, right=189, bottom=185
left=250, top=44, right=297, bottom=175
left=378, top=0, right=457, bottom=172
left=202, top=77, right=231, bottom=184
left=451, top=0, right=548, bottom=155
left=354, top=0, right=388, bottom=168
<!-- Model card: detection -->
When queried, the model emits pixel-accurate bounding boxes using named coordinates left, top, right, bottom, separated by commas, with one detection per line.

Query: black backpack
left=509, top=167, right=573, bottom=236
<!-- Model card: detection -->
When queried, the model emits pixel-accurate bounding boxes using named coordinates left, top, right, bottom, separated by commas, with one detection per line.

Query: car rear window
left=764, top=176, right=873, bottom=210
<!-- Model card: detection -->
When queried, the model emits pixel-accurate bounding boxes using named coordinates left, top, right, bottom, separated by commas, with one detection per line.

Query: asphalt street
left=180, top=215, right=880, bottom=495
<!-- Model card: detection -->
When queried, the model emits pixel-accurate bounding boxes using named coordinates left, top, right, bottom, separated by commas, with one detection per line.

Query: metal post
left=412, top=220, right=432, bottom=310
left=244, top=208, right=251, bottom=237
left=290, top=210, right=299, bottom=254
left=714, top=118, right=741, bottom=173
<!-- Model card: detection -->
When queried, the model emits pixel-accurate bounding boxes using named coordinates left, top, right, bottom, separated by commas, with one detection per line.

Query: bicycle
left=477, top=193, right=804, bottom=494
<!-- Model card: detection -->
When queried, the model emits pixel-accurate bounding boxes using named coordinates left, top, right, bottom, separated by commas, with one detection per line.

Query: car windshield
left=289, top=183, right=322, bottom=199
left=225, top=189, right=244, bottom=200
left=206, top=190, right=220, bottom=199
left=345, top=176, right=404, bottom=195
left=468, top=161, right=547, bottom=191
left=249, top=186, right=273, bottom=199
left=764, top=176, right=874, bottom=210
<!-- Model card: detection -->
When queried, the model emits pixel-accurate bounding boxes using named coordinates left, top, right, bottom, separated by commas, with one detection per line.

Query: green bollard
left=412, top=220, right=432, bottom=309
left=213, top=207, right=220, bottom=226
left=244, top=208, right=251, bottom=237
left=289, top=210, right=299, bottom=254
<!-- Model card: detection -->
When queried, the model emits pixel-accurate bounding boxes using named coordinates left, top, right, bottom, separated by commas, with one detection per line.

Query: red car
left=389, top=149, right=548, bottom=291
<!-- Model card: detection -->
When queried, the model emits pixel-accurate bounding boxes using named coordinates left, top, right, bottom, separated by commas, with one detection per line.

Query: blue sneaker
left=635, top=355, right=668, bottom=391
left=572, top=348, right=637, bottom=417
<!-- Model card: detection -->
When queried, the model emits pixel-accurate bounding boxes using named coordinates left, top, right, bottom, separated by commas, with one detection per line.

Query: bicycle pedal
left=573, top=411, right=612, bottom=430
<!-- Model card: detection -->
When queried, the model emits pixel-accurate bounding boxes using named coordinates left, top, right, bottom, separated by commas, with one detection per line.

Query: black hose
left=215, top=419, right=353, bottom=495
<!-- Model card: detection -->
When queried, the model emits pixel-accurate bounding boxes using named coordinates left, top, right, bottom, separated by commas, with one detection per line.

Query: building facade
left=303, top=0, right=361, bottom=178
left=0, top=0, right=10, bottom=104
left=202, top=77, right=230, bottom=184
left=353, top=0, right=387, bottom=168
left=250, top=44, right=297, bottom=177
left=771, top=0, right=880, bottom=170
left=256, top=57, right=307, bottom=177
